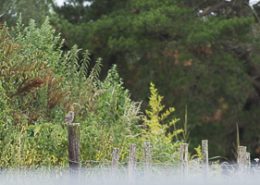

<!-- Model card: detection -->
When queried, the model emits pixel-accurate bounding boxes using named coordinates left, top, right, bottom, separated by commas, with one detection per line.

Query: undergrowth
left=0, top=19, right=185, bottom=168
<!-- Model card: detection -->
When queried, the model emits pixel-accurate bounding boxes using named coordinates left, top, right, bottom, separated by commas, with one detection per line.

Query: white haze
left=54, top=0, right=91, bottom=7
left=1, top=167, right=260, bottom=185
left=55, top=0, right=66, bottom=6
left=249, top=0, right=260, bottom=7
left=55, top=0, right=260, bottom=8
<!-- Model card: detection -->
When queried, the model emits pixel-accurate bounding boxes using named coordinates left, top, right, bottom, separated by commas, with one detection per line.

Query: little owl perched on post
left=65, top=105, right=74, bottom=124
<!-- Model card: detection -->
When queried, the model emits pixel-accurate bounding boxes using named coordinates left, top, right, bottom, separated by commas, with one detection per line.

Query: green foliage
left=143, top=83, right=183, bottom=162
left=0, top=19, right=144, bottom=167
left=0, top=123, right=67, bottom=167
left=1, top=18, right=66, bottom=123
left=192, top=145, right=203, bottom=160
left=80, top=65, right=142, bottom=163
left=144, top=83, right=181, bottom=137
left=0, top=0, right=53, bottom=25
left=0, top=21, right=185, bottom=166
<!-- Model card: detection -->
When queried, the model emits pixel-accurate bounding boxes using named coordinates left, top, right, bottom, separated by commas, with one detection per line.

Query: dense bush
left=0, top=19, right=183, bottom=168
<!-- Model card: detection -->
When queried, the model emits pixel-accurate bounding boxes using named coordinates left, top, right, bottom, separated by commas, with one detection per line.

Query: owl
left=65, top=111, right=74, bottom=124
left=65, top=104, right=75, bottom=124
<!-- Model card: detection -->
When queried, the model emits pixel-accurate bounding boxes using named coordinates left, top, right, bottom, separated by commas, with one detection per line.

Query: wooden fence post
left=112, top=148, right=120, bottom=169
left=237, top=146, right=247, bottom=170
left=202, top=140, right=209, bottom=173
left=143, top=141, right=152, bottom=171
left=68, top=123, right=80, bottom=170
left=180, top=143, right=188, bottom=175
left=128, top=144, right=136, bottom=177
left=246, top=152, right=251, bottom=168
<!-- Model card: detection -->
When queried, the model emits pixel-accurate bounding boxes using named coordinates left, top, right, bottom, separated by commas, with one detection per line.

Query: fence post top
left=113, top=148, right=120, bottom=152
left=67, top=122, right=80, bottom=126
left=238, top=146, right=247, bottom=151
left=144, top=141, right=151, bottom=146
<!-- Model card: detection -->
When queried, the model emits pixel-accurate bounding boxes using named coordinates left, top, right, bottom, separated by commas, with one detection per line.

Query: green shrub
left=142, top=83, right=183, bottom=163
left=0, top=19, right=185, bottom=168
left=80, top=65, right=142, bottom=163
left=0, top=19, right=142, bottom=167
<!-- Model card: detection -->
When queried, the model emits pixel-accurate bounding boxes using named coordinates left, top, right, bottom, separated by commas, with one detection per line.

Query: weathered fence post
left=112, top=148, right=120, bottom=169
left=246, top=152, right=251, bottom=169
left=237, top=146, right=247, bottom=171
left=68, top=122, right=80, bottom=170
left=143, top=141, right=152, bottom=172
left=180, top=143, right=189, bottom=176
left=202, top=140, right=209, bottom=174
left=128, top=144, right=136, bottom=178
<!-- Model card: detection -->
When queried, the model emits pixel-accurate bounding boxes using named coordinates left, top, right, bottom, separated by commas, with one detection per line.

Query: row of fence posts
left=67, top=123, right=251, bottom=174
left=111, top=143, right=152, bottom=175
